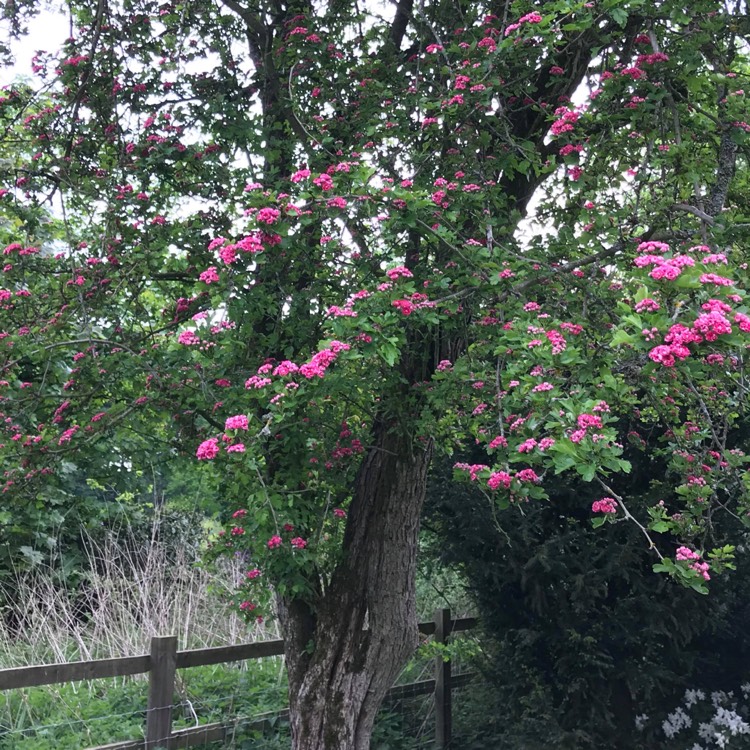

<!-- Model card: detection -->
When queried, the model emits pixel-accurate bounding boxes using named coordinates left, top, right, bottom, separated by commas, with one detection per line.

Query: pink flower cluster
left=649, top=301, right=742, bottom=366
left=550, top=107, right=579, bottom=136
left=208, top=233, right=268, bottom=264
left=570, top=413, right=603, bottom=443
left=300, top=341, right=350, bottom=378
left=225, top=414, right=249, bottom=431
left=699, top=273, right=734, bottom=286
left=243, top=341, right=351, bottom=389
left=692, top=311, right=732, bottom=341
left=197, top=437, right=220, bottom=460
left=676, top=546, right=710, bottom=581
left=505, top=11, right=543, bottom=36
left=634, top=248, right=696, bottom=281
left=386, top=266, right=413, bottom=280
left=257, top=207, right=281, bottom=225
left=290, top=168, right=311, bottom=183
left=456, top=463, right=541, bottom=487
left=199, top=266, right=220, bottom=284
left=591, top=497, right=617, bottom=514
left=635, top=298, right=661, bottom=312
left=487, top=471, right=511, bottom=489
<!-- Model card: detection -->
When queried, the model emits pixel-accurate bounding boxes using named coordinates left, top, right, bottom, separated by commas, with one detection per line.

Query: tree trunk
left=278, top=422, right=433, bottom=750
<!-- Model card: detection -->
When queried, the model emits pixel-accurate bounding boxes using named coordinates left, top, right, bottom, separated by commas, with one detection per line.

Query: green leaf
left=610, top=329, right=636, bottom=347
left=611, top=7, right=628, bottom=26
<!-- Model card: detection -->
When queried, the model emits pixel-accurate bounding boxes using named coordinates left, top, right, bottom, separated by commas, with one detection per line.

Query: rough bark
left=279, top=421, right=433, bottom=750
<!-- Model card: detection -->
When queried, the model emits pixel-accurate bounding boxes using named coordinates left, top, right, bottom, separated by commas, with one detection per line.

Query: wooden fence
left=0, top=608, right=476, bottom=750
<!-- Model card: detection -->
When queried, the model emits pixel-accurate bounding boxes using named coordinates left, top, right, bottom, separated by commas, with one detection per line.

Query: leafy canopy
left=0, top=0, right=747, bottom=612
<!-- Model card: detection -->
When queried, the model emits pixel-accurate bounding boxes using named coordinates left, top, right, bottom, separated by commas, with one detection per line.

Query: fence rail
left=0, top=609, right=476, bottom=749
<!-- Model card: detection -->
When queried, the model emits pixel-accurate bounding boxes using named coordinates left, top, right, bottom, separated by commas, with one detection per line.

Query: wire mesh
left=0, top=619, right=476, bottom=749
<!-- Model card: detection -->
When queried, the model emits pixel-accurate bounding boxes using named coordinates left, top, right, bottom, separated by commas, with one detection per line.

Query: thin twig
left=596, top=478, right=664, bottom=560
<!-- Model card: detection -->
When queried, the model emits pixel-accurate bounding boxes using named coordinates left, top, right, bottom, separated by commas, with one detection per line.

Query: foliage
left=0, top=661, right=287, bottom=750
left=0, top=0, right=748, bottom=744
left=426, top=453, right=750, bottom=749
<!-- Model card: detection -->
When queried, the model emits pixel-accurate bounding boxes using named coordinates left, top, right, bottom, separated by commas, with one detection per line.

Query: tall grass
left=0, top=511, right=275, bottom=668
left=0, top=513, right=288, bottom=748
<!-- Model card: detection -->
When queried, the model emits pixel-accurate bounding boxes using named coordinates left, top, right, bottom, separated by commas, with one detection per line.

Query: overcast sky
left=1, top=9, right=68, bottom=87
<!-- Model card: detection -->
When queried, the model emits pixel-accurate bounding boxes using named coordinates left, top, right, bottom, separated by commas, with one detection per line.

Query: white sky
left=0, top=8, right=68, bottom=87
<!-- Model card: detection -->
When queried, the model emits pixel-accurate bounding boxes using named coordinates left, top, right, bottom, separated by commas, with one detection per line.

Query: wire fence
left=0, top=609, right=476, bottom=749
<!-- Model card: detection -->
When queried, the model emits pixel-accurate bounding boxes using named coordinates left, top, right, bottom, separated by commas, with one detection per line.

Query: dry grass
left=0, top=512, right=276, bottom=667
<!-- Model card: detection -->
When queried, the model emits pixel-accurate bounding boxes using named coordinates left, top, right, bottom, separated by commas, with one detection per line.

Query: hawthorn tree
left=0, top=0, right=749, bottom=748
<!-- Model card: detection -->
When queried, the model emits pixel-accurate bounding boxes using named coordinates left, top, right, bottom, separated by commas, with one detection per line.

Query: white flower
left=663, top=706, right=692, bottom=738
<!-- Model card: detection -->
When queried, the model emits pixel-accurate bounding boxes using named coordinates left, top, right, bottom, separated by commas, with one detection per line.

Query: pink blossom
left=676, top=546, right=710, bottom=580
left=637, top=241, right=670, bottom=254
left=236, top=234, right=265, bottom=253
left=197, top=438, right=220, bottom=460
left=545, top=329, right=567, bottom=354
left=699, top=273, right=734, bottom=286
left=58, top=425, right=79, bottom=445
left=386, top=266, right=414, bottom=280
left=488, top=435, right=508, bottom=449
left=267, top=535, right=282, bottom=549
left=487, top=471, right=512, bottom=490
left=635, top=298, right=661, bottom=312
left=693, top=312, right=732, bottom=341
left=648, top=345, right=676, bottom=367
left=178, top=330, right=200, bottom=346
left=273, top=360, right=299, bottom=376
left=199, top=266, right=220, bottom=284
left=454, top=462, right=489, bottom=481
left=291, top=537, right=307, bottom=549
left=516, top=468, right=540, bottom=483
left=520, top=11, right=542, bottom=23
left=649, top=264, right=681, bottom=281
left=577, top=413, right=602, bottom=429
left=257, top=207, right=281, bottom=225
left=702, top=253, right=728, bottom=264
left=392, top=299, right=415, bottom=315
left=313, top=173, right=334, bottom=190
left=328, top=305, right=357, bottom=317
left=246, top=568, right=261, bottom=579
left=218, top=245, right=237, bottom=264
left=225, top=414, right=249, bottom=431
left=517, top=438, right=538, bottom=453
left=245, top=375, right=272, bottom=388
left=591, top=497, right=617, bottom=514
left=291, top=168, right=311, bottom=183
left=702, top=299, right=732, bottom=313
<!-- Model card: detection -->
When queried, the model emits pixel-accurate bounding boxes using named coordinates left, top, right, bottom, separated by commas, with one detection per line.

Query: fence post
left=146, top=635, right=178, bottom=750
left=434, top=607, right=452, bottom=748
